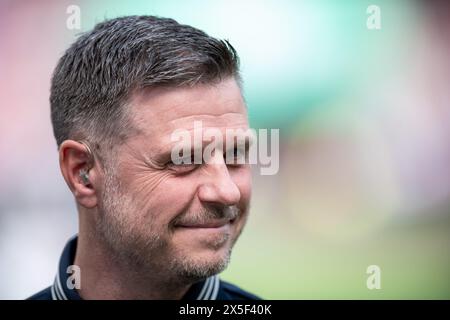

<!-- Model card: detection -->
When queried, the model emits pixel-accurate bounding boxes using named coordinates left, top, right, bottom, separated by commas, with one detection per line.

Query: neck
left=74, top=215, right=191, bottom=300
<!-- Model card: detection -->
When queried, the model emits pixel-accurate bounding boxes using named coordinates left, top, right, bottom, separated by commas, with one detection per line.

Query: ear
left=59, top=140, right=101, bottom=208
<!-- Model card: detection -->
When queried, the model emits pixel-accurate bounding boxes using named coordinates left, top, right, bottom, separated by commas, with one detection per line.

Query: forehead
left=128, top=78, right=248, bottom=144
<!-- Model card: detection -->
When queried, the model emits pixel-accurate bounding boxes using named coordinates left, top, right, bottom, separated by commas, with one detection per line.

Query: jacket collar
left=51, top=235, right=220, bottom=300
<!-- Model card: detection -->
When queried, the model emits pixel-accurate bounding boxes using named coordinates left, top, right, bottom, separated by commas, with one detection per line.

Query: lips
left=176, top=218, right=235, bottom=229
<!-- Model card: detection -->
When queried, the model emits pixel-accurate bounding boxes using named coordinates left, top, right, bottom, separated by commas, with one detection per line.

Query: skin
left=58, top=77, right=252, bottom=299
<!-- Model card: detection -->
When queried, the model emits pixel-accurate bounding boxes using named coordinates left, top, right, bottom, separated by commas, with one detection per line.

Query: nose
left=197, top=160, right=241, bottom=207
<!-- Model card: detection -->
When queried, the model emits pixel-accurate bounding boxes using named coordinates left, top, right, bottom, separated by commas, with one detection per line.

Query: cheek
left=136, top=176, right=197, bottom=224
left=117, top=169, right=194, bottom=227
left=153, top=179, right=196, bottom=209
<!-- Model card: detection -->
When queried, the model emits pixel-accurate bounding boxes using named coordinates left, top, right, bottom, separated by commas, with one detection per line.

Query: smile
left=176, top=218, right=235, bottom=229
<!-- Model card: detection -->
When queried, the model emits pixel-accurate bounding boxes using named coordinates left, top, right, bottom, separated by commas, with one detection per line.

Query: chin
left=169, top=241, right=233, bottom=281
left=177, top=255, right=231, bottom=281
left=166, top=221, right=243, bottom=280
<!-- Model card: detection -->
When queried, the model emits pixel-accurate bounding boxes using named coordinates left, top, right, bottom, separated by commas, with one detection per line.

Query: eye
left=225, top=147, right=247, bottom=165
left=166, top=155, right=199, bottom=174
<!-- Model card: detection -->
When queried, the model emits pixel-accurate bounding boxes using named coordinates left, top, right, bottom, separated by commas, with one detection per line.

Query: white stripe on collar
left=202, top=277, right=215, bottom=300
left=50, top=283, right=58, bottom=300
left=196, top=277, right=212, bottom=300
left=53, top=264, right=220, bottom=300
left=210, top=276, right=220, bottom=300
left=56, top=270, right=68, bottom=300
left=52, top=277, right=64, bottom=300
left=197, top=275, right=219, bottom=300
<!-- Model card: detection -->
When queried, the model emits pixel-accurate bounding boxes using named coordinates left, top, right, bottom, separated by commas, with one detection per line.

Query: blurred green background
left=1, top=0, right=449, bottom=299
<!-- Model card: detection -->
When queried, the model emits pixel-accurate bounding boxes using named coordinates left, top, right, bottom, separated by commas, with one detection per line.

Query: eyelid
left=166, top=162, right=198, bottom=175
left=143, top=155, right=166, bottom=170
left=169, top=154, right=196, bottom=165
left=225, top=145, right=248, bottom=157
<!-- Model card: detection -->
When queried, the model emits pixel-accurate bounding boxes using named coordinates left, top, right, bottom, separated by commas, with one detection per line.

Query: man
left=29, top=15, right=259, bottom=300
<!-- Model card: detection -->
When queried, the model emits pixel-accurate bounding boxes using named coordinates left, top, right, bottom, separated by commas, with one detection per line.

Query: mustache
left=172, top=205, right=239, bottom=227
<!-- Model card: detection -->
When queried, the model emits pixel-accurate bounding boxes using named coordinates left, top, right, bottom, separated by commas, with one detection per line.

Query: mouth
left=173, top=217, right=237, bottom=249
left=176, top=218, right=236, bottom=229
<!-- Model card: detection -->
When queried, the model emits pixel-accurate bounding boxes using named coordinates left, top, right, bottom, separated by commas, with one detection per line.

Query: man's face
left=97, top=78, right=252, bottom=281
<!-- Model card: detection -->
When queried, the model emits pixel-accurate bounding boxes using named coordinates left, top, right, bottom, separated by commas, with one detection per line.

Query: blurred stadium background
left=0, top=0, right=449, bottom=299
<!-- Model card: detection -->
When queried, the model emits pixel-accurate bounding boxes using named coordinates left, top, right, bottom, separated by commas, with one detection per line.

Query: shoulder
left=27, top=286, right=53, bottom=300
left=218, top=280, right=262, bottom=300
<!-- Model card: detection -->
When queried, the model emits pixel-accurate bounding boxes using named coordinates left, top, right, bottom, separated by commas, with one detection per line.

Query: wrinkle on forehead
left=129, top=79, right=246, bottom=126
left=127, top=78, right=248, bottom=144
left=168, top=112, right=248, bottom=129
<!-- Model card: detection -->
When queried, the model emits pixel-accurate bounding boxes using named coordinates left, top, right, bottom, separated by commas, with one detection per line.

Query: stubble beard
left=95, top=168, right=244, bottom=284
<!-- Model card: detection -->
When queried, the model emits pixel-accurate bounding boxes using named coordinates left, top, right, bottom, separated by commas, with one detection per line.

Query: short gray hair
left=50, top=15, right=241, bottom=157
